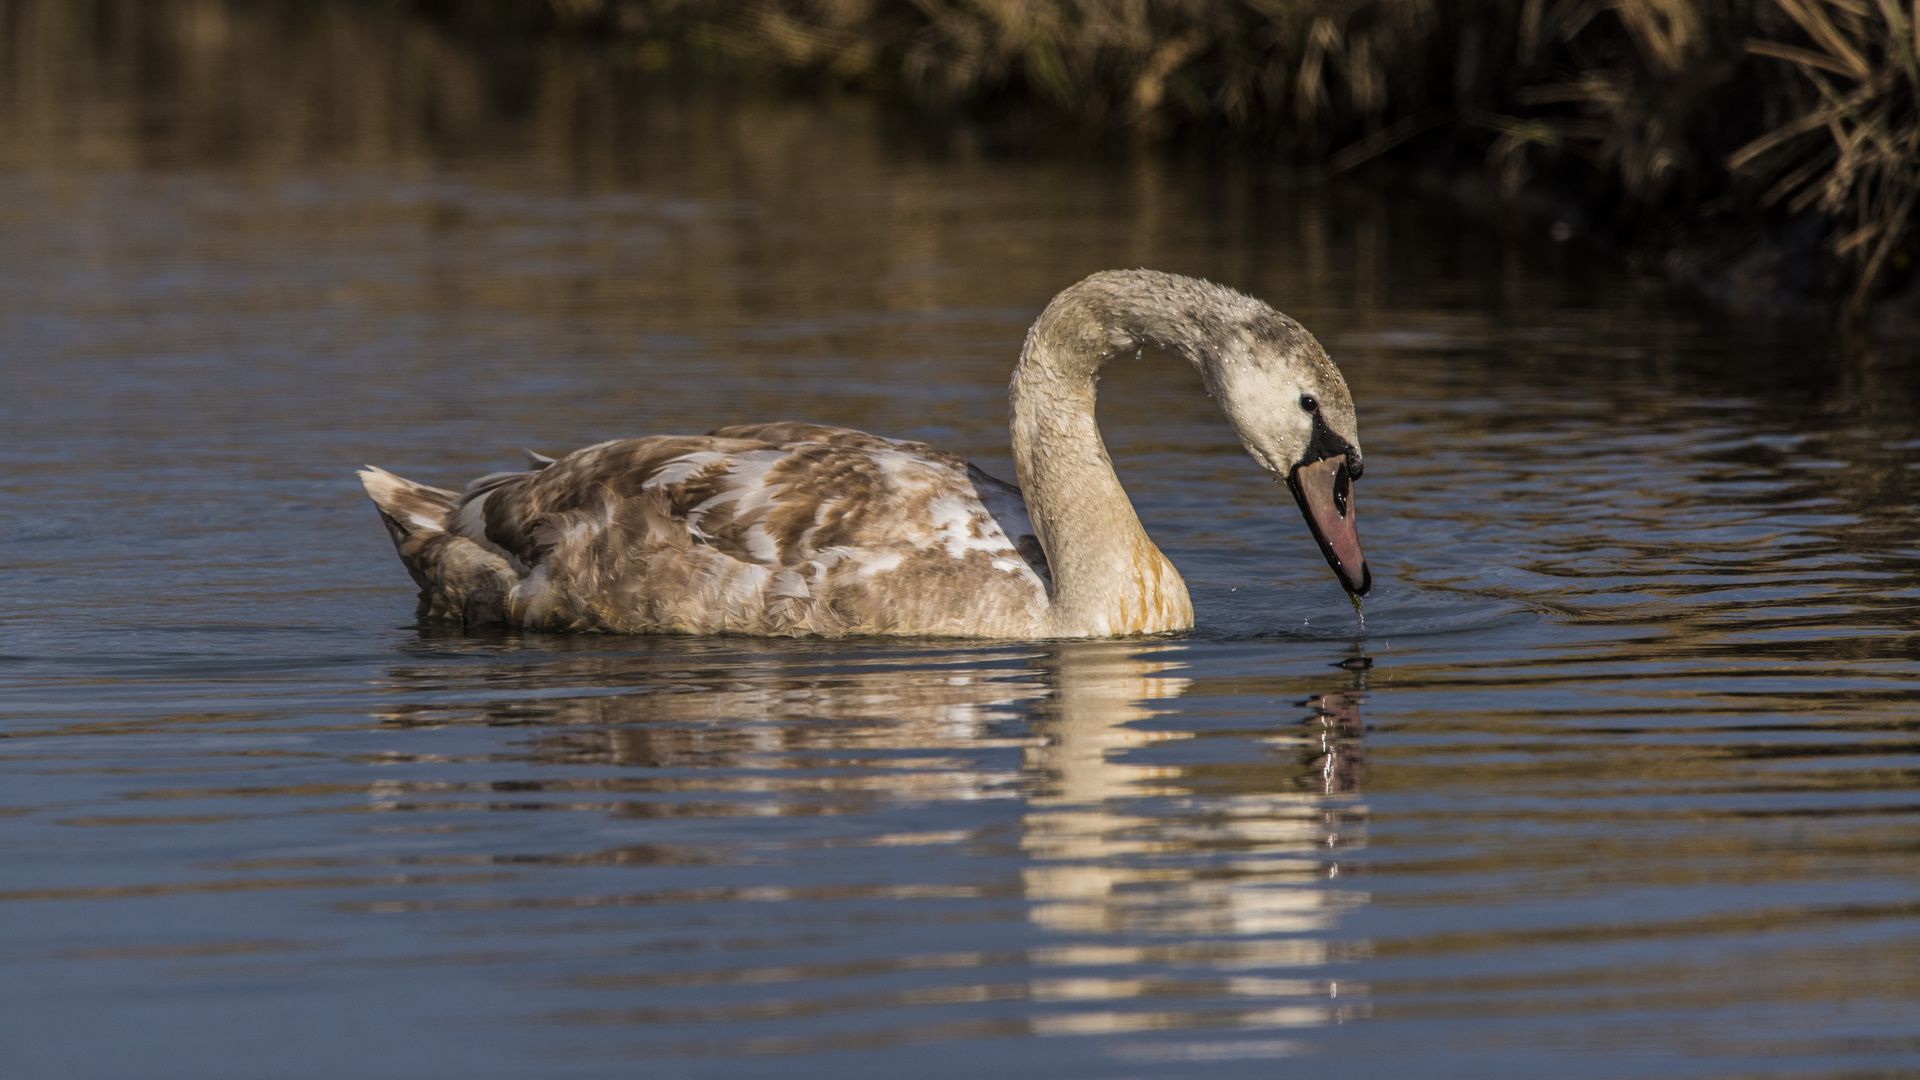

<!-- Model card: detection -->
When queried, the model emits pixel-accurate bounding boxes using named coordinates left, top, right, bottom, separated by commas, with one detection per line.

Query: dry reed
left=1727, top=0, right=1920, bottom=314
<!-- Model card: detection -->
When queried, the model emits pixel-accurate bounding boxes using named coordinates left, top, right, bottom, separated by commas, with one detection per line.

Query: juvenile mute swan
left=359, top=269, right=1369, bottom=638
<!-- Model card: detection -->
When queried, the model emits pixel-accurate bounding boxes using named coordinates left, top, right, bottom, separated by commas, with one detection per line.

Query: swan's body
left=360, top=270, right=1369, bottom=638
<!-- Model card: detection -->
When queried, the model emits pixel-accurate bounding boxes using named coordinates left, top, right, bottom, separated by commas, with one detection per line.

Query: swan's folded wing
left=440, top=432, right=1049, bottom=635
left=444, top=436, right=731, bottom=571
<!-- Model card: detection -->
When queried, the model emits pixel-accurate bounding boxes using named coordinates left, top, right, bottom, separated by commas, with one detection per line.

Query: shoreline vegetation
left=390, top=0, right=1920, bottom=331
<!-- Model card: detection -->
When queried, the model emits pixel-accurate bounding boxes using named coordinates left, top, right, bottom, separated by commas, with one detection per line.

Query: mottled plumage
left=362, top=424, right=1052, bottom=636
left=361, top=269, right=1370, bottom=638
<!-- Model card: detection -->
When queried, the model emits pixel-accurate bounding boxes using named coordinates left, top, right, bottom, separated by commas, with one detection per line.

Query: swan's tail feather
left=358, top=466, right=458, bottom=537
left=358, top=467, right=520, bottom=625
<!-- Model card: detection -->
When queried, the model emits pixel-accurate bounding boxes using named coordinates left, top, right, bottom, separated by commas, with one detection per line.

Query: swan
left=358, top=269, right=1369, bottom=638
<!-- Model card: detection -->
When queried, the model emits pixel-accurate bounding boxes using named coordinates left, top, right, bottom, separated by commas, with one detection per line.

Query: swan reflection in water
left=1022, top=644, right=1367, bottom=943
left=1010, top=644, right=1370, bottom=1046
left=372, top=638, right=1371, bottom=1048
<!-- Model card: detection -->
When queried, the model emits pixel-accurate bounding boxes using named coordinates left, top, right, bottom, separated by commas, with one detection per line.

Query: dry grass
left=1728, top=0, right=1920, bottom=314
left=408, top=0, right=1920, bottom=311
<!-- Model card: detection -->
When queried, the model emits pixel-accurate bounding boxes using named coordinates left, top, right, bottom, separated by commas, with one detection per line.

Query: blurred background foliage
left=8, top=0, right=1919, bottom=321
left=381, top=0, right=1920, bottom=321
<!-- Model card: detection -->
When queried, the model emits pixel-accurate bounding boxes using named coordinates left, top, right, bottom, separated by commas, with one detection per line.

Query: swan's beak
left=1287, top=456, right=1371, bottom=596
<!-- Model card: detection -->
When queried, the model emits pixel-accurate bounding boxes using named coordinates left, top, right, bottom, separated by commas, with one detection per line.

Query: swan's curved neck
left=1009, top=276, right=1211, bottom=637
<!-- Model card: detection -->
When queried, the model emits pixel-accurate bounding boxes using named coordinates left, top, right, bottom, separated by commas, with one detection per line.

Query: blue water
left=3, top=5, right=1919, bottom=1077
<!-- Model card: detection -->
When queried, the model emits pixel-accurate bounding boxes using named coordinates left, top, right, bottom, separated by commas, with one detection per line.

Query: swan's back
left=360, top=423, right=1051, bottom=637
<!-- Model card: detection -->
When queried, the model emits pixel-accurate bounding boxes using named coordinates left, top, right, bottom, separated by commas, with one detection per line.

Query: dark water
left=4, top=4, right=1920, bottom=1077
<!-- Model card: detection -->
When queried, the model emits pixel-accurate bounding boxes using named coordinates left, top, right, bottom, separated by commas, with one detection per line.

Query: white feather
left=643, top=452, right=725, bottom=490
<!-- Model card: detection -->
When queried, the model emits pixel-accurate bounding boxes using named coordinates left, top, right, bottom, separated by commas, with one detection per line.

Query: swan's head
left=1018, top=269, right=1370, bottom=597
left=1205, top=310, right=1370, bottom=597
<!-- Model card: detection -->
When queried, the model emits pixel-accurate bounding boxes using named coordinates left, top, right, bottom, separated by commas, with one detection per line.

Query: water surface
left=3, top=4, right=1919, bottom=1077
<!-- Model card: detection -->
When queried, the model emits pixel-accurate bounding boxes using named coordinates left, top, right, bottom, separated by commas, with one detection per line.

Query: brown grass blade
left=1129, top=30, right=1208, bottom=124
left=1518, top=76, right=1632, bottom=106
left=1761, top=142, right=1839, bottom=203
left=1787, top=166, right=1843, bottom=212
left=1849, top=177, right=1920, bottom=314
left=1727, top=68, right=1895, bottom=168
left=1834, top=219, right=1884, bottom=253
left=1330, top=109, right=1451, bottom=174
left=1616, top=0, right=1705, bottom=71
left=1871, top=0, right=1920, bottom=113
left=1746, top=37, right=1868, bottom=75
left=1775, top=0, right=1873, bottom=79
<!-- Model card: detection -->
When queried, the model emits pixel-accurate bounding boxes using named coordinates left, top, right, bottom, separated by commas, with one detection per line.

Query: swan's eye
left=1299, top=394, right=1319, bottom=413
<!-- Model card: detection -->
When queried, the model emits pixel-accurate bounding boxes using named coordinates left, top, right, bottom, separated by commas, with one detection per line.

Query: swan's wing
left=440, top=430, right=1050, bottom=635
left=718, top=422, right=1052, bottom=586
